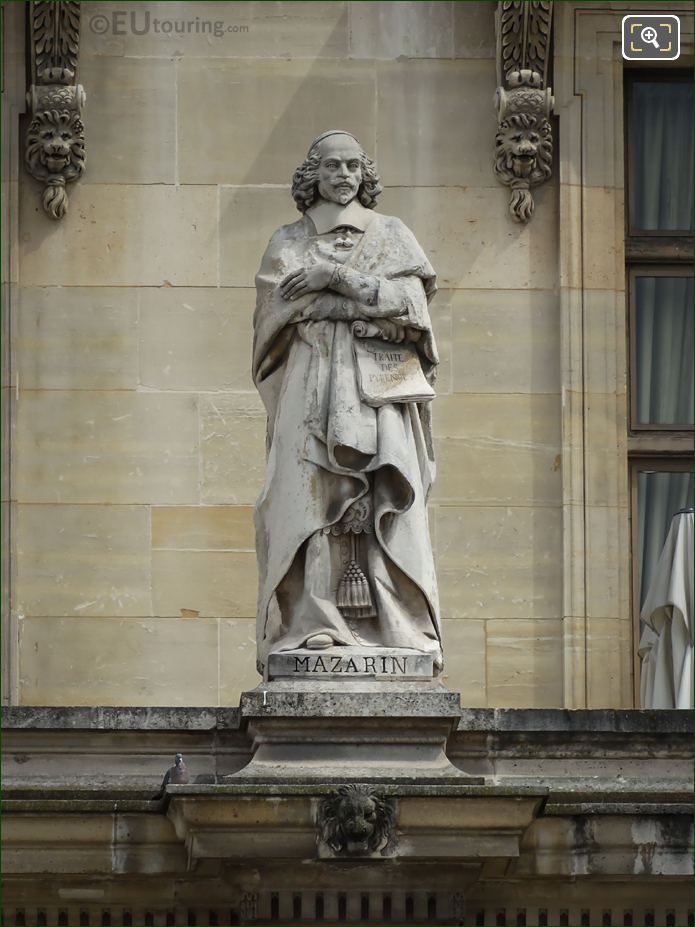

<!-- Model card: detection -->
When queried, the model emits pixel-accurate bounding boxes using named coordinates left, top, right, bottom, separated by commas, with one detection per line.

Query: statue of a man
left=253, top=130, right=442, bottom=675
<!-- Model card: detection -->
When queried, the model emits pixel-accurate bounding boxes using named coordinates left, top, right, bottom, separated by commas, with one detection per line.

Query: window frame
left=627, top=264, right=694, bottom=434
left=624, top=67, right=694, bottom=706
left=624, top=69, right=693, bottom=239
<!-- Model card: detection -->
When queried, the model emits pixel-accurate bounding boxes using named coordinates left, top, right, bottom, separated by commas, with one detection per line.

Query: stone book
left=352, top=335, right=435, bottom=406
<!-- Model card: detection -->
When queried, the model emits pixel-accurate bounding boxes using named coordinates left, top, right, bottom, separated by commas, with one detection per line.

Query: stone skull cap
left=307, top=130, right=360, bottom=155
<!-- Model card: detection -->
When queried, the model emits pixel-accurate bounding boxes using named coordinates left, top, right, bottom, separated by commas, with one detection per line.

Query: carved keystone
left=317, top=784, right=396, bottom=857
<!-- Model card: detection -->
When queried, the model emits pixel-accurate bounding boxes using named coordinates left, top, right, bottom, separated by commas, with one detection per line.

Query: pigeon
left=152, top=753, right=189, bottom=800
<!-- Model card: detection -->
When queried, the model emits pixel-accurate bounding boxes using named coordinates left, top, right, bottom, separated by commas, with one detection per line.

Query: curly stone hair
left=291, top=138, right=382, bottom=214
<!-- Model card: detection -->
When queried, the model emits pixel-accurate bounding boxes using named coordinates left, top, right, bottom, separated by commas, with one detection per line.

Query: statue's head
left=291, top=131, right=382, bottom=213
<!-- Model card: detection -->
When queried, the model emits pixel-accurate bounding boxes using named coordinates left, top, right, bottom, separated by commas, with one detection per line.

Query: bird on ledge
left=152, top=752, right=189, bottom=800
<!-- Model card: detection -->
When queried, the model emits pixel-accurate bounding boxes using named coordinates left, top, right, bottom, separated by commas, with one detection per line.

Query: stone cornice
left=3, top=705, right=690, bottom=733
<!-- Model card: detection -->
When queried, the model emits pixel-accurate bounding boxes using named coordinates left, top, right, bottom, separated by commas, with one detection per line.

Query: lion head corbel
left=318, top=784, right=396, bottom=857
left=494, top=70, right=554, bottom=223
left=25, top=107, right=85, bottom=220
left=25, top=1, right=85, bottom=220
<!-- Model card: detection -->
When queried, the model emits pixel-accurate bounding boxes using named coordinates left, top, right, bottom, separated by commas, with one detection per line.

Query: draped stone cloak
left=252, top=211, right=442, bottom=672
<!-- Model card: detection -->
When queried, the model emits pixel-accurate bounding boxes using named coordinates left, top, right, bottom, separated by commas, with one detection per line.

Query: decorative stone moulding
left=165, top=781, right=546, bottom=866
left=25, top=1, right=86, bottom=220
left=494, top=1, right=554, bottom=223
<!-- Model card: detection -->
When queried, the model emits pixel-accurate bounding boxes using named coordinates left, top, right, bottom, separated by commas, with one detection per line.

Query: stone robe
left=252, top=211, right=442, bottom=672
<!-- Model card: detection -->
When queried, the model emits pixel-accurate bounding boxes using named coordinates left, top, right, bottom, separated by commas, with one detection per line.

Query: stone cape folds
left=252, top=211, right=442, bottom=673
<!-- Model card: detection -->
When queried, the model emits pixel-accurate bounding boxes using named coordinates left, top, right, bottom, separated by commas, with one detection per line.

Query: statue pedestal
left=227, top=678, right=482, bottom=784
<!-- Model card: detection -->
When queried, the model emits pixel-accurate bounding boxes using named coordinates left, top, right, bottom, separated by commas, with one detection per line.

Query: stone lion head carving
left=494, top=111, right=553, bottom=223
left=26, top=109, right=85, bottom=180
left=318, top=784, right=395, bottom=856
left=494, top=111, right=552, bottom=185
left=25, top=109, right=85, bottom=219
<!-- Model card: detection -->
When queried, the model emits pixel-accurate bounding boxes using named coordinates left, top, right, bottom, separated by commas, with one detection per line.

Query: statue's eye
left=347, top=161, right=359, bottom=170
left=529, top=134, right=539, bottom=143
left=61, top=133, right=71, bottom=141
left=512, top=134, right=522, bottom=142
left=42, top=131, right=53, bottom=139
left=325, top=161, right=338, bottom=169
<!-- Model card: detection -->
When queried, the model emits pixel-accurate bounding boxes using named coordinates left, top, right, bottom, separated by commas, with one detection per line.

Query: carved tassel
left=337, top=534, right=376, bottom=619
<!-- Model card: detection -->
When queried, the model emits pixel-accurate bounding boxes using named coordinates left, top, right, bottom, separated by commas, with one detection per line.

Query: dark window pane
left=635, top=276, right=693, bottom=425
left=630, top=81, right=693, bottom=230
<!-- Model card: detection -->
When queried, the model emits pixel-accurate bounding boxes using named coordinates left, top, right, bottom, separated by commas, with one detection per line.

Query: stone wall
left=6, top=0, right=563, bottom=707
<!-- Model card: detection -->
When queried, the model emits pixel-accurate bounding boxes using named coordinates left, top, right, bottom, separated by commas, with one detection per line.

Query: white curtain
left=631, top=81, right=693, bottom=230
left=637, top=475, right=693, bottom=709
left=637, top=473, right=693, bottom=610
left=639, top=510, right=694, bottom=709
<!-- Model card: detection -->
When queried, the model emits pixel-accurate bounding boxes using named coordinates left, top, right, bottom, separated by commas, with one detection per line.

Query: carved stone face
left=39, top=123, right=76, bottom=171
left=494, top=114, right=552, bottom=186
left=505, top=126, right=541, bottom=177
left=319, top=784, right=394, bottom=857
left=316, top=135, right=363, bottom=206
left=26, top=110, right=85, bottom=181
left=337, top=792, right=377, bottom=852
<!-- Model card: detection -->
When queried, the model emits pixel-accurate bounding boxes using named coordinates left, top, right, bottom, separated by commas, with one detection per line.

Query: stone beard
left=252, top=131, right=442, bottom=677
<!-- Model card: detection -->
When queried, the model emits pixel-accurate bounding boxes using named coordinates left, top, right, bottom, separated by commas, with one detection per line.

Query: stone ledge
left=3, top=706, right=691, bottom=733
left=1, top=706, right=241, bottom=730
left=166, top=785, right=547, bottom=862
left=457, top=708, right=692, bottom=733
left=5, top=783, right=688, bottom=807
left=544, top=802, right=693, bottom=816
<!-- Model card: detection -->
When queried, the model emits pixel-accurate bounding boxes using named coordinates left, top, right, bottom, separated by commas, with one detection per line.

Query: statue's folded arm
left=298, top=277, right=422, bottom=326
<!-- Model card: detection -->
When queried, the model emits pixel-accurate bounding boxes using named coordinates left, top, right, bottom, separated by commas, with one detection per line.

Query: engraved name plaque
left=267, top=647, right=434, bottom=679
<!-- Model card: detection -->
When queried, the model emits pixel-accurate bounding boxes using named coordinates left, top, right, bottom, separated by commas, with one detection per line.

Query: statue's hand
left=280, top=260, right=336, bottom=301
left=353, top=319, right=423, bottom=344
left=370, top=319, right=407, bottom=343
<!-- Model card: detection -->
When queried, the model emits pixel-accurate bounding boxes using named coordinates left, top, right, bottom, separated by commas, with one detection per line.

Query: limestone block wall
left=5, top=1, right=562, bottom=707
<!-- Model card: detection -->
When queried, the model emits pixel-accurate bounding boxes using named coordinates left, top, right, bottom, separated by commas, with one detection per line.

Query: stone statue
left=252, top=130, right=442, bottom=677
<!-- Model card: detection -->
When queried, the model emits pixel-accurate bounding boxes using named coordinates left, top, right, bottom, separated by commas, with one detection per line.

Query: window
left=625, top=71, right=694, bottom=704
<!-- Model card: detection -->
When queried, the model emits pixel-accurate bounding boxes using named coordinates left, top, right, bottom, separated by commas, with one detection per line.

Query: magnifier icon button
left=641, top=26, right=660, bottom=48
